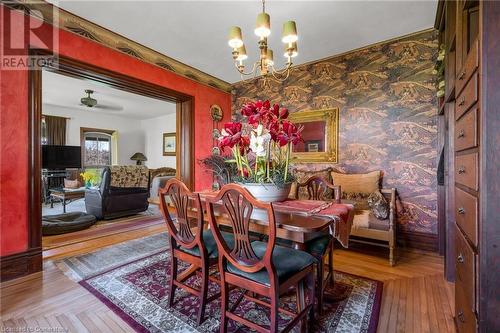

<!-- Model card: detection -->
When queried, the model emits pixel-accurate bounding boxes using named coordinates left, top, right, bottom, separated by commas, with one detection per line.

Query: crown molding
left=233, top=28, right=436, bottom=86
left=3, top=0, right=232, bottom=93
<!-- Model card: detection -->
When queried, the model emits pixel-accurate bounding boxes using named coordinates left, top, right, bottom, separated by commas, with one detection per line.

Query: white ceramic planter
left=240, top=182, right=292, bottom=203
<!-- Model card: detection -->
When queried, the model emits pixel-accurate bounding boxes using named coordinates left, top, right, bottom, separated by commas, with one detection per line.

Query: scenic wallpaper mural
left=232, top=30, right=438, bottom=236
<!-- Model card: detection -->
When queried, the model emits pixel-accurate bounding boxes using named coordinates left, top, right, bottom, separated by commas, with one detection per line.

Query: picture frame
left=288, top=108, right=339, bottom=163
left=163, top=132, right=176, bottom=156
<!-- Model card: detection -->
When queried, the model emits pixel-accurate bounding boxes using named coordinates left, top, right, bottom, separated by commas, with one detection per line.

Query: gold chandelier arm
left=269, top=62, right=293, bottom=81
left=234, top=61, right=259, bottom=76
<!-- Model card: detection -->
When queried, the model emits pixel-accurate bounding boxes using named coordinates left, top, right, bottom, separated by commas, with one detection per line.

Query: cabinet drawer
left=455, top=187, right=478, bottom=247
left=455, top=225, right=476, bottom=313
left=456, top=38, right=479, bottom=95
left=456, top=280, right=477, bottom=333
left=455, top=153, right=478, bottom=190
left=455, top=107, right=478, bottom=151
left=456, top=72, right=478, bottom=120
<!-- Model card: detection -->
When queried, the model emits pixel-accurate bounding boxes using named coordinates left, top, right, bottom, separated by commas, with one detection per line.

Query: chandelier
left=227, top=0, right=298, bottom=81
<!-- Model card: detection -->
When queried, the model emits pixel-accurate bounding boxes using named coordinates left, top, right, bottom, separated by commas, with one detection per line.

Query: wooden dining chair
left=159, top=178, right=234, bottom=325
left=206, top=184, right=316, bottom=333
left=295, top=176, right=341, bottom=315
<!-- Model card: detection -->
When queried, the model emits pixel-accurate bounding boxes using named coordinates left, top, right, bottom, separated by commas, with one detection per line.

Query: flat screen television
left=42, top=145, right=82, bottom=169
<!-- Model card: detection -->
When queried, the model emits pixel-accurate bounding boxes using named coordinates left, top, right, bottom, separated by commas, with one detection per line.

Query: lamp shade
left=284, top=42, right=298, bottom=58
left=266, top=49, right=274, bottom=66
left=236, top=45, right=248, bottom=61
left=130, top=152, right=147, bottom=165
left=282, top=21, right=298, bottom=44
left=228, top=26, right=243, bottom=48
left=255, top=12, right=271, bottom=38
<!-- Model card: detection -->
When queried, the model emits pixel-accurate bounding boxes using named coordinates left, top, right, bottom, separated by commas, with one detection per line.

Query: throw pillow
left=331, top=170, right=381, bottom=210
left=64, top=179, right=80, bottom=189
left=367, top=190, right=390, bottom=220
left=330, top=170, right=381, bottom=196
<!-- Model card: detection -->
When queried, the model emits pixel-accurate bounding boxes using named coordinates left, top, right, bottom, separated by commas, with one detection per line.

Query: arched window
left=83, top=131, right=112, bottom=167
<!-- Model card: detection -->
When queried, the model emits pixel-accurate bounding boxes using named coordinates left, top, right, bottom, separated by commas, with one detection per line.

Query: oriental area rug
left=56, top=233, right=382, bottom=333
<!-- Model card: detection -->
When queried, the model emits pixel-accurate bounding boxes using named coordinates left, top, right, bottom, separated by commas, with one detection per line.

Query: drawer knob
left=457, top=311, right=465, bottom=323
left=457, top=253, right=464, bottom=263
left=458, top=71, right=466, bottom=80
left=458, top=207, right=466, bottom=214
left=458, top=167, right=466, bottom=174
left=458, top=98, right=466, bottom=106
left=458, top=130, right=465, bottom=138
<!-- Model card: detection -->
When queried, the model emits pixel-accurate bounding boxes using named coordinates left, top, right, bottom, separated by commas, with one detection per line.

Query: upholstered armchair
left=148, top=167, right=176, bottom=198
left=85, top=166, right=149, bottom=220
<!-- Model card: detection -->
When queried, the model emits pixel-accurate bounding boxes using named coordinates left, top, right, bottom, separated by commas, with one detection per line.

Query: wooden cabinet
left=455, top=107, right=478, bottom=151
left=436, top=1, right=500, bottom=332
left=455, top=153, right=478, bottom=190
left=455, top=188, right=478, bottom=246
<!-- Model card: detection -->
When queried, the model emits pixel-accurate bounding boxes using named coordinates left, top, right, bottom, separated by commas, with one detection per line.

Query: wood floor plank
left=386, top=279, right=401, bottom=333
left=1, top=219, right=454, bottom=333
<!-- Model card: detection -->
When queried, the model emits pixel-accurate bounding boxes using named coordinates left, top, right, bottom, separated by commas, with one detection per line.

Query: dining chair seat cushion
left=306, top=234, right=333, bottom=256
left=264, top=235, right=332, bottom=256
left=226, top=241, right=316, bottom=286
left=179, top=230, right=235, bottom=259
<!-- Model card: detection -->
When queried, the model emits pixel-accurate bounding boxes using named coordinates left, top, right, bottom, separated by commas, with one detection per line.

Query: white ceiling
left=42, top=70, right=176, bottom=119
left=50, top=0, right=438, bottom=83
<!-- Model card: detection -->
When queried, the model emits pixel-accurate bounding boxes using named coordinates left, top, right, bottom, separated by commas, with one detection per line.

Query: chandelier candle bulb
left=282, top=21, right=298, bottom=43
left=236, top=45, right=248, bottom=61
left=228, top=26, right=243, bottom=48
left=266, top=49, right=274, bottom=66
left=284, top=42, right=298, bottom=58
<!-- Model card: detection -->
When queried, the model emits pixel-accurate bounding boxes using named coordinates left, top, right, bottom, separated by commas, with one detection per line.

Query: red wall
left=0, top=6, right=231, bottom=256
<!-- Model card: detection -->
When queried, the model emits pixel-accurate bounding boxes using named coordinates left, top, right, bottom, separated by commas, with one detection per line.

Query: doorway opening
left=29, top=51, right=194, bottom=261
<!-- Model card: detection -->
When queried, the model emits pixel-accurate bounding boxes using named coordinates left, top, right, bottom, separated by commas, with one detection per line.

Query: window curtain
left=44, top=115, right=66, bottom=145
left=111, top=131, right=119, bottom=165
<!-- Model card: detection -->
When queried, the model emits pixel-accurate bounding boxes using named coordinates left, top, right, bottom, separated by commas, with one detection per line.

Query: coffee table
left=50, top=187, right=86, bottom=213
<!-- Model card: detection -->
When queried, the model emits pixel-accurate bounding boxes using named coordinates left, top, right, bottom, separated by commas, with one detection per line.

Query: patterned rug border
left=75, top=249, right=383, bottom=333
left=79, top=278, right=151, bottom=333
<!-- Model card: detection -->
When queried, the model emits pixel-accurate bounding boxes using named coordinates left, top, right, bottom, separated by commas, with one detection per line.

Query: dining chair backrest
left=206, top=184, right=276, bottom=275
left=159, top=178, right=204, bottom=250
left=297, top=176, right=341, bottom=203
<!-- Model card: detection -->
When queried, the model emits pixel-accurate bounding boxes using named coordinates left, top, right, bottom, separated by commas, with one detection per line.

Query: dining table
left=150, top=192, right=354, bottom=251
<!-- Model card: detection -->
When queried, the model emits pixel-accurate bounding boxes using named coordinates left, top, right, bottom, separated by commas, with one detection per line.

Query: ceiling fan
left=79, top=89, right=123, bottom=111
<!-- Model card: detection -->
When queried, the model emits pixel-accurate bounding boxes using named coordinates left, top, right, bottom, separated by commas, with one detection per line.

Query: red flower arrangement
left=218, top=100, right=303, bottom=183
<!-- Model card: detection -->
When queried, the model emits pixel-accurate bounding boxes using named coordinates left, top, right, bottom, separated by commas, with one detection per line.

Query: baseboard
left=0, top=247, right=42, bottom=282
left=397, top=231, right=439, bottom=252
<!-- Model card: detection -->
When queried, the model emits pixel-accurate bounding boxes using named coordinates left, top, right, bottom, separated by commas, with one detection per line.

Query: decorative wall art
left=162, top=132, right=176, bottom=156
left=232, top=30, right=439, bottom=236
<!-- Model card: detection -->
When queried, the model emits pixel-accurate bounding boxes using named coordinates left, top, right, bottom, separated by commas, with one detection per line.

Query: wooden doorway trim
left=1, top=49, right=195, bottom=282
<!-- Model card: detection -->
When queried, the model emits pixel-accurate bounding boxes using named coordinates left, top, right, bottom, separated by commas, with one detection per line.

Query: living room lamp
left=227, top=0, right=298, bottom=81
left=130, top=152, right=147, bottom=165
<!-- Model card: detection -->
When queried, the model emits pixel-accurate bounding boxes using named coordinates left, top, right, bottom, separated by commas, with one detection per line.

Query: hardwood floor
left=1, top=224, right=454, bottom=333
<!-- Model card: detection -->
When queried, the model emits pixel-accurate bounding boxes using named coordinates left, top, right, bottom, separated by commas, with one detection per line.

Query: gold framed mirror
left=288, top=108, right=339, bottom=163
